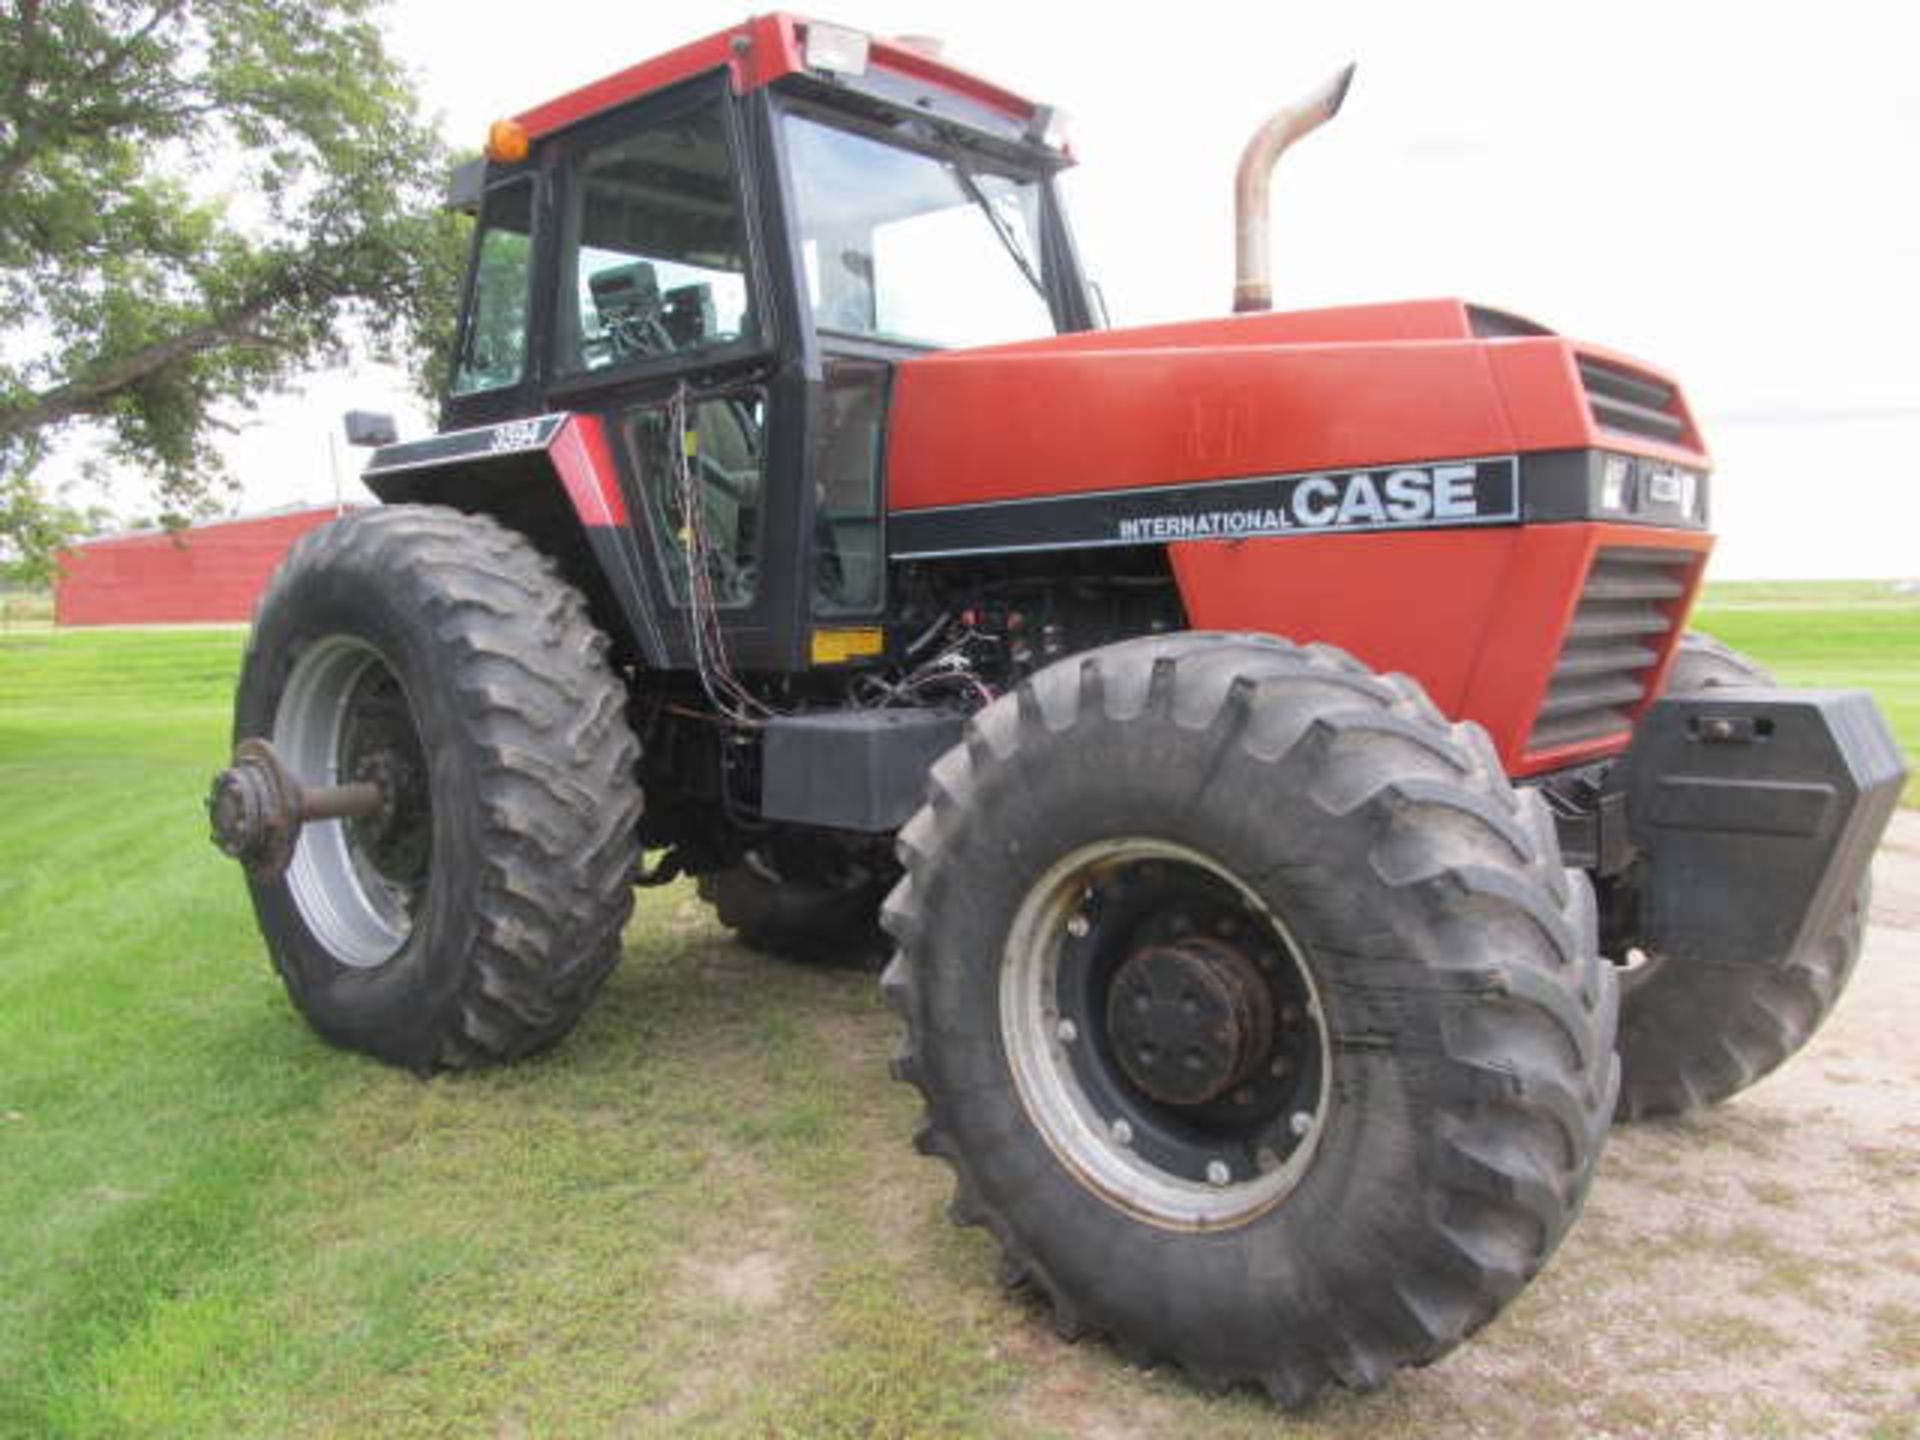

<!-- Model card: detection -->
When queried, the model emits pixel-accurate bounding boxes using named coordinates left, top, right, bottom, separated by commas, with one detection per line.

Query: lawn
left=0, top=630, right=1028, bottom=1439
left=1, top=607, right=1914, bottom=1438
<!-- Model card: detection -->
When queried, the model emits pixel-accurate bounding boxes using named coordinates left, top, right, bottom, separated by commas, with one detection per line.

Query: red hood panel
left=951, top=297, right=1501, bottom=355
left=887, top=301, right=1697, bottom=512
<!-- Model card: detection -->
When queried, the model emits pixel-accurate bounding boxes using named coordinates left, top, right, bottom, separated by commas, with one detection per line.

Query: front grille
left=1529, top=548, right=1692, bottom=753
left=1578, top=355, right=1690, bottom=445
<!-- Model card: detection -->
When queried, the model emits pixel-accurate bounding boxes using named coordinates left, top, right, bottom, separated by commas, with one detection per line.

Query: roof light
left=804, top=22, right=870, bottom=77
left=1026, top=104, right=1071, bottom=152
left=485, top=119, right=529, bottom=165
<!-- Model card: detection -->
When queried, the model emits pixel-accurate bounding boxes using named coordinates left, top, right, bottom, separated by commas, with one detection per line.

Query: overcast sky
left=200, top=0, right=1919, bottom=578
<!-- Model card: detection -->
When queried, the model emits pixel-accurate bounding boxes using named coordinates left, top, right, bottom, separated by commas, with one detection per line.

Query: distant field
left=0, top=591, right=54, bottom=630
left=1699, top=578, right=1916, bottom=608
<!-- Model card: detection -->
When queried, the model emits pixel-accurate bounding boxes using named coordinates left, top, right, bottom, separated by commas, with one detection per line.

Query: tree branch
left=0, top=2, right=197, bottom=200
left=0, top=302, right=282, bottom=440
left=82, top=0, right=189, bottom=91
left=8, top=0, right=43, bottom=110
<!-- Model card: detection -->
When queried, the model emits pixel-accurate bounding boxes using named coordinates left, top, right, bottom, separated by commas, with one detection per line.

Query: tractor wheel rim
left=1000, top=837, right=1331, bottom=1230
left=275, top=636, right=431, bottom=968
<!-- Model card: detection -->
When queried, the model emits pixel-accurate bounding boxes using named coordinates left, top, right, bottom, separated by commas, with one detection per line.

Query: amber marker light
left=485, top=119, right=529, bottom=164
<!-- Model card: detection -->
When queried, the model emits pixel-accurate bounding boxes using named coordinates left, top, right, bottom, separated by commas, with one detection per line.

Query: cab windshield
left=783, top=113, right=1057, bottom=349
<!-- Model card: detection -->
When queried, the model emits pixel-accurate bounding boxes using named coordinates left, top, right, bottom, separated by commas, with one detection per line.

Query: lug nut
left=1289, top=1110, right=1314, bottom=1138
left=1066, top=913, right=1090, bottom=939
left=1206, top=1160, right=1231, bottom=1186
left=1111, top=1118, right=1133, bottom=1146
left=1056, top=1018, right=1078, bottom=1044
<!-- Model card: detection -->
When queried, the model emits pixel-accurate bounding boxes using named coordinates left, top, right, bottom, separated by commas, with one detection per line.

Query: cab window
left=625, top=393, right=765, bottom=609
left=450, top=181, right=535, bottom=396
left=814, top=359, right=886, bottom=615
left=560, top=98, right=755, bottom=373
left=783, top=114, right=1055, bottom=349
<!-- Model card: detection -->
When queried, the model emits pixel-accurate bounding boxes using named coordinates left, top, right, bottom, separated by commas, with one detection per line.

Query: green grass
left=0, top=629, right=1030, bottom=1438
left=1, top=608, right=1913, bottom=1438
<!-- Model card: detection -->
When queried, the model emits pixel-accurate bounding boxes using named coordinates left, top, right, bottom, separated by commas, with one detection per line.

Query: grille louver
left=1578, top=356, right=1690, bottom=445
left=1530, top=548, right=1692, bottom=753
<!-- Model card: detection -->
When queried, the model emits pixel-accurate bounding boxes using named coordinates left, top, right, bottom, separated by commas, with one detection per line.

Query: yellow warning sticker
left=810, top=627, right=885, bottom=665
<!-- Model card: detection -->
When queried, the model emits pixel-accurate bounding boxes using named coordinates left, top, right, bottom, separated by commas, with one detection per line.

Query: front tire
left=1612, top=631, right=1870, bottom=1119
left=234, top=506, right=643, bottom=1071
left=882, top=635, right=1617, bottom=1402
left=698, top=847, right=890, bottom=968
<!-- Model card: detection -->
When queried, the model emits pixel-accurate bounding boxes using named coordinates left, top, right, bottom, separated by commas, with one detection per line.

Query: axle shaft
left=207, top=738, right=386, bottom=881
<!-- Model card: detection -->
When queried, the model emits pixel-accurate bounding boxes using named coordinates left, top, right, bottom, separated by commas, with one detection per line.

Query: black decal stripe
left=362, top=414, right=568, bottom=478
left=1521, top=449, right=1709, bottom=530
left=889, top=457, right=1520, bottom=560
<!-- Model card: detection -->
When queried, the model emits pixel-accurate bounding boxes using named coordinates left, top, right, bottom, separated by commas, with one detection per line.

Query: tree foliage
left=0, top=0, right=467, bottom=568
left=0, top=452, right=115, bottom=586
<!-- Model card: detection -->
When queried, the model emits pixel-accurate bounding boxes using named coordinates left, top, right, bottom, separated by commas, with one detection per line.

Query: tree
left=0, top=0, right=467, bottom=573
left=0, top=460, right=116, bottom=587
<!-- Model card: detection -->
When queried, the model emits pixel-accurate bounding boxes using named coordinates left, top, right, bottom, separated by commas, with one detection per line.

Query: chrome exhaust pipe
left=1232, top=63, right=1356, bottom=314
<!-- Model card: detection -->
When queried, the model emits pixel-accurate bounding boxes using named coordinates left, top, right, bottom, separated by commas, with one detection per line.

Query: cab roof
left=512, top=13, right=1043, bottom=141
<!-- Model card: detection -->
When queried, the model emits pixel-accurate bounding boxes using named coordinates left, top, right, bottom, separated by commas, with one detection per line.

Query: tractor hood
left=884, top=298, right=1704, bottom=521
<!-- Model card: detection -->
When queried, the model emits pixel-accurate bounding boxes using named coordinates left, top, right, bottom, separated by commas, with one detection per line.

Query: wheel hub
left=1106, top=936, right=1275, bottom=1105
left=206, top=736, right=387, bottom=882
left=1001, top=837, right=1332, bottom=1229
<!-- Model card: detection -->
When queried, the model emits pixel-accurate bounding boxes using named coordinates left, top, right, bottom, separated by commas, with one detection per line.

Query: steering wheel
left=607, top=308, right=675, bottom=360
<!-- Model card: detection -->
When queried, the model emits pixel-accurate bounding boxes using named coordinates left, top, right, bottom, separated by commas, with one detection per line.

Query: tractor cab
left=428, top=17, right=1095, bottom=672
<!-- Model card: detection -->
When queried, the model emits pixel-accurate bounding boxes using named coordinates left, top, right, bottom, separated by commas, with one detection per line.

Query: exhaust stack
left=1232, top=63, right=1356, bottom=314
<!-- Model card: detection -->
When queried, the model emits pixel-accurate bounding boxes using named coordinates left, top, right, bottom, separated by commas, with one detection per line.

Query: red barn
left=55, top=505, right=354, bottom=626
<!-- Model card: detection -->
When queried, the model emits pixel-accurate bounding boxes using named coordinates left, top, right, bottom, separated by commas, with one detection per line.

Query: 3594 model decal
left=889, top=457, right=1519, bottom=559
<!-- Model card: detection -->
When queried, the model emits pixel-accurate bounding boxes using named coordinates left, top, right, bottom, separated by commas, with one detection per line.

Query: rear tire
left=1612, top=631, right=1870, bottom=1119
left=234, top=505, right=643, bottom=1071
left=883, top=634, right=1617, bottom=1403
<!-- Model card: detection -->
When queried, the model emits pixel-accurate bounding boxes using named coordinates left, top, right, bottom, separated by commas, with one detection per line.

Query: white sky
left=101, top=0, right=1920, bottom=578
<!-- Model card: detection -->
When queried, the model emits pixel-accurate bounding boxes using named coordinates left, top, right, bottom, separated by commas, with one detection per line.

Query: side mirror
left=445, top=158, right=484, bottom=215
left=343, top=411, right=398, bottom=448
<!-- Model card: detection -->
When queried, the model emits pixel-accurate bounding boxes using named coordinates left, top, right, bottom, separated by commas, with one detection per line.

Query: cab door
left=545, top=75, right=812, bottom=673
left=768, top=97, right=1093, bottom=652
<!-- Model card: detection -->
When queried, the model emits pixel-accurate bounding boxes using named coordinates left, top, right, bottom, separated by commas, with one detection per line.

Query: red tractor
left=208, top=16, right=1904, bottom=1404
